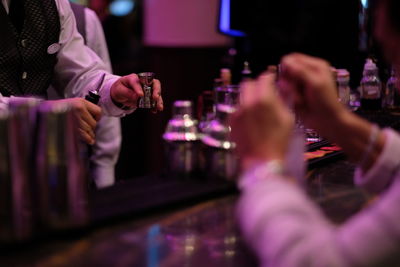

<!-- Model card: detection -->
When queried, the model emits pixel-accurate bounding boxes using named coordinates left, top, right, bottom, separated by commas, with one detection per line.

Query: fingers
left=152, top=79, right=161, bottom=101
left=78, top=104, right=98, bottom=130
left=76, top=99, right=101, bottom=145
left=46, top=98, right=100, bottom=145
left=256, top=71, right=278, bottom=101
left=152, top=95, right=164, bottom=114
left=120, top=74, right=144, bottom=98
left=241, top=71, right=279, bottom=108
left=111, top=75, right=164, bottom=112
left=115, top=74, right=144, bottom=107
left=78, top=128, right=95, bottom=145
left=281, top=53, right=331, bottom=87
left=240, top=80, right=257, bottom=107
left=84, top=100, right=102, bottom=121
left=151, top=79, right=163, bottom=113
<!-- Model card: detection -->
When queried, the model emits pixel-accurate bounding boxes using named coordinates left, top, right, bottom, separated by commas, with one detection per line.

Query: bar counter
left=0, top=158, right=368, bottom=267
left=2, top=110, right=398, bottom=266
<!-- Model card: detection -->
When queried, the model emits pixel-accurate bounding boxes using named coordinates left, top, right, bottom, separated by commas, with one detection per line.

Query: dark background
left=92, top=0, right=383, bottom=180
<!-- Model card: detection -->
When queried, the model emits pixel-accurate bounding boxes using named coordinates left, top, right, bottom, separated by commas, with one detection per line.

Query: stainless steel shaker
left=138, top=72, right=156, bottom=108
left=35, top=102, right=89, bottom=230
left=163, top=101, right=200, bottom=176
left=201, top=104, right=238, bottom=181
left=0, top=98, right=42, bottom=242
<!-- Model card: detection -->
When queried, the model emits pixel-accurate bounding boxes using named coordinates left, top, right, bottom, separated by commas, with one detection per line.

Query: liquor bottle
left=360, top=58, right=382, bottom=110
left=198, top=91, right=215, bottom=133
left=220, top=68, right=232, bottom=87
left=384, top=68, right=399, bottom=109
left=337, top=69, right=351, bottom=107
left=241, top=61, right=252, bottom=81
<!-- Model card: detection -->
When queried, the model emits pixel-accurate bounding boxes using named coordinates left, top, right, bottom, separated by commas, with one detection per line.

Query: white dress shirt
left=1, top=0, right=134, bottom=117
left=238, top=128, right=400, bottom=267
left=46, top=4, right=122, bottom=188
left=83, top=7, right=121, bottom=188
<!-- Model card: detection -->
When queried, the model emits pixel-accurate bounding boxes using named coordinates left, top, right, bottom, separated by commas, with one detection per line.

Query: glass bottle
left=198, top=91, right=215, bottom=133
left=360, top=58, right=382, bottom=110
left=384, top=68, right=399, bottom=109
left=241, top=61, right=252, bottom=81
left=337, top=69, right=351, bottom=107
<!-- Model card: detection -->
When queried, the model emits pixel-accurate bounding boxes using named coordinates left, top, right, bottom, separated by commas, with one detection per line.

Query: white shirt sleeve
left=238, top=145, right=400, bottom=266
left=82, top=6, right=122, bottom=188
left=52, top=0, right=134, bottom=117
left=354, top=128, right=400, bottom=193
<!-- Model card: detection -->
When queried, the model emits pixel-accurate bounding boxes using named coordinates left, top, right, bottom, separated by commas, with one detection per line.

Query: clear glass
left=215, top=85, right=241, bottom=107
left=338, top=79, right=351, bottom=107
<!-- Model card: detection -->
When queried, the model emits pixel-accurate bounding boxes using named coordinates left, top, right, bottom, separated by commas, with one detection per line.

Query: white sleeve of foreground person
left=238, top=129, right=400, bottom=267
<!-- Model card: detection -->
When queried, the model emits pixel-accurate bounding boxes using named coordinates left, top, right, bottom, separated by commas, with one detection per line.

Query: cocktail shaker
left=35, top=102, right=89, bottom=230
left=163, top=101, right=200, bottom=176
left=0, top=98, right=42, bottom=242
left=201, top=104, right=238, bottom=181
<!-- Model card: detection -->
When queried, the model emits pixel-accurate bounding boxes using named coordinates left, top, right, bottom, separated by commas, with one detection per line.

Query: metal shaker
left=35, top=102, right=89, bottom=230
left=0, top=98, right=42, bottom=243
left=201, top=104, right=238, bottom=181
left=163, top=101, right=200, bottom=176
left=138, top=72, right=156, bottom=108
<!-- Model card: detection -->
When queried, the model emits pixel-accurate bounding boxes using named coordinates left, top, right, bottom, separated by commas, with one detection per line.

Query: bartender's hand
left=110, top=74, right=164, bottom=113
left=47, top=98, right=101, bottom=145
left=230, top=72, right=294, bottom=171
left=279, top=53, right=347, bottom=136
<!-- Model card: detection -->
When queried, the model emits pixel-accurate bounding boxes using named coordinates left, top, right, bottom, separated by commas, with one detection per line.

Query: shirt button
left=21, top=39, right=28, bottom=48
left=22, top=72, right=27, bottom=79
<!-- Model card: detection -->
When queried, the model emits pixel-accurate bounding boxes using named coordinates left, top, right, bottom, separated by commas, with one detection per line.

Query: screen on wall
left=218, top=0, right=247, bottom=37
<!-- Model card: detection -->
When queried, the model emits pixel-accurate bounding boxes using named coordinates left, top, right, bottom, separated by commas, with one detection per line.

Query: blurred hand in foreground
left=230, top=71, right=294, bottom=170
left=279, top=53, right=347, bottom=136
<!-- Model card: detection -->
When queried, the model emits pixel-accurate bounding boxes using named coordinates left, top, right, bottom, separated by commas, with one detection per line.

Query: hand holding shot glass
left=110, top=72, right=163, bottom=112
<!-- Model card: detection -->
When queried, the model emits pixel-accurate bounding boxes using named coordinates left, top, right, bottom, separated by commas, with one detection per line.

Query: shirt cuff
left=354, top=128, right=400, bottom=193
left=99, top=75, right=136, bottom=117
left=91, top=165, right=116, bottom=189
left=239, top=160, right=285, bottom=191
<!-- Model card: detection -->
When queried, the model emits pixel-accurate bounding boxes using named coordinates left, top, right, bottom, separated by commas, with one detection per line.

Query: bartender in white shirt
left=46, top=2, right=122, bottom=188
left=0, top=0, right=163, bottom=146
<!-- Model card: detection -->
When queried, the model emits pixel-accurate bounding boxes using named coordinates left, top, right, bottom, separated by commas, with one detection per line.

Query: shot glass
left=138, top=72, right=156, bottom=109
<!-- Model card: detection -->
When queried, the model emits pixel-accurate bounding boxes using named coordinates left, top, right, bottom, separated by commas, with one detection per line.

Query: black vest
left=0, top=0, right=60, bottom=97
